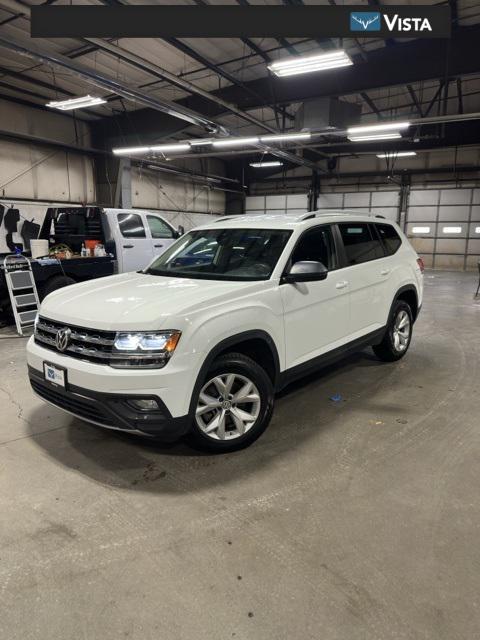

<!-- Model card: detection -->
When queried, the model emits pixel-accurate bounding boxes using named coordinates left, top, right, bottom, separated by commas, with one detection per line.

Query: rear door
left=116, top=211, right=153, bottom=272
left=281, top=224, right=350, bottom=369
left=336, top=221, right=387, bottom=338
left=146, top=214, right=177, bottom=258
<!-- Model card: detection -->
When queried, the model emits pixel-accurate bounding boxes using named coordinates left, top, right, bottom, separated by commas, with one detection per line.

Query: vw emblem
left=56, top=327, right=71, bottom=352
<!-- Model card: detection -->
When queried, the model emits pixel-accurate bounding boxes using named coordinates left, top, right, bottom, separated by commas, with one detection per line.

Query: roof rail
left=301, top=209, right=377, bottom=220
left=213, top=215, right=242, bottom=223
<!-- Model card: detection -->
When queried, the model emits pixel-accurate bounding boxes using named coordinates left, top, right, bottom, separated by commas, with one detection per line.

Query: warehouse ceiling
left=1, top=0, right=480, bottom=176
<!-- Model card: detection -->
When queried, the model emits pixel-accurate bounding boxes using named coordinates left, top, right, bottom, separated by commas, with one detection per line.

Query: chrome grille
left=35, top=317, right=115, bottom=365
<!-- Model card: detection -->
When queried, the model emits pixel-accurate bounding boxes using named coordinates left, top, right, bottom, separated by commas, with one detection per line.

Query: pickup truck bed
left=0, top=253, right=114, bottom=322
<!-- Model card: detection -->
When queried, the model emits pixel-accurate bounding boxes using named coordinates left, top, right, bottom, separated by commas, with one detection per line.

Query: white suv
left=27, top=211, right=424, bottom=452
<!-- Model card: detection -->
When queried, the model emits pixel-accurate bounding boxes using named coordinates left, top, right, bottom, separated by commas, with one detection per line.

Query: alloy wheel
left=392, top=309, right=411, bottom=352
left=195, top=373, right=261, bottom=440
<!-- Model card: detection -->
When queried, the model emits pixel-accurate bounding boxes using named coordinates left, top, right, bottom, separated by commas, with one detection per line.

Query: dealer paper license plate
left=43, top=362, right=66, bottom=388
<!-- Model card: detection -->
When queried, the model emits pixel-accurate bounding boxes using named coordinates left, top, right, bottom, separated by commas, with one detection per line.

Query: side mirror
left=177, top=225, right=185, bottom=237
left=282, top=260, right=328, bottom=283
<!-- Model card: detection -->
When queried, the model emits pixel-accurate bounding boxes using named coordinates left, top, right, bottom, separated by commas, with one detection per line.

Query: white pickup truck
left=39, top=206, right=182, bottom=274
left=0, top=206, right=183, bottom=323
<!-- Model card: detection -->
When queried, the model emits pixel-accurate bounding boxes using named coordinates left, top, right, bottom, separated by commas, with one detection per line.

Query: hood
left=40, top=272, right=268, bottom=331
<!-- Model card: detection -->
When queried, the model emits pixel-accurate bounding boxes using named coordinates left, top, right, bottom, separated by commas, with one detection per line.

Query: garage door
left=246, top=191, right=399, bottom=222
left=406, top=187, right=480, bottom=270
left=247, top=186, right=480, bottom=271
left=245, top=193, right=308, bottom=216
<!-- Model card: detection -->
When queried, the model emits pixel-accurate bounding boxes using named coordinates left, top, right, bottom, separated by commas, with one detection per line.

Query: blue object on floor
left=330, top=393, right=343, bottom=402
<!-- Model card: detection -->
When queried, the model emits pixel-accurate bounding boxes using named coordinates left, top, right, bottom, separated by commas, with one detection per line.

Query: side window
left=375, top=223, right=402, bottom=256
left=291, top=225, right=337, bottom=270
left=147, top=215, right=174, bottom=239
left=117, top=213, right=146, bottom=238
left=338, top=223, right=384, bottom=265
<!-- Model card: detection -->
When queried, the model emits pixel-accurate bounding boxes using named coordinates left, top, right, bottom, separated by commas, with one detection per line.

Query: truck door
left=146, top=214, right=177, bottom=258
left=116, top=212, right=153, bottom=272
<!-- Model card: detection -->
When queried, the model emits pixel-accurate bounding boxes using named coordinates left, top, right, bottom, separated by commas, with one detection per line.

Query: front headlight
left=111, top=331, right=181, bottom=369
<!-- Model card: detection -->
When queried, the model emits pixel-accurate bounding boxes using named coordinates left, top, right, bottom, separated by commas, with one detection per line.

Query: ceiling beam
left=406, top=84, right=423, bottom=117
left=179, top=26, right=480, bottom=113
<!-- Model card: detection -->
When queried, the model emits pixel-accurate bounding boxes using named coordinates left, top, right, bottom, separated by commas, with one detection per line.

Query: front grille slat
left=35, top=316, right=116, bottom=365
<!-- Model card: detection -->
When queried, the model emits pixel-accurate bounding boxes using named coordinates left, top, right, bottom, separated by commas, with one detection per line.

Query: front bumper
left=28, top=366, right=190, bottom=440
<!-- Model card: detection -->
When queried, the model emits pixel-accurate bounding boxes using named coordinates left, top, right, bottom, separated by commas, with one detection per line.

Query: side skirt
left=276, top=327, right=386, bottom=392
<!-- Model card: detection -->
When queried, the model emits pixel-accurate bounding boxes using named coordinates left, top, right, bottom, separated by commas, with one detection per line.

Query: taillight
left=417, top=257, right=425, bottom=273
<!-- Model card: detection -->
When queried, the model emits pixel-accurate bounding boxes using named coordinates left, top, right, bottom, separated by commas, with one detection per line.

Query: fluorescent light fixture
left=189, top=139, right=214, bottom=146
left=249, top=161, right=283, bottom=168
left=475, top=226, right=480, bottom=234
left=212, top=137, right=259, bottom=148
left=46, top=95, right=106, bottom=110
left=348, top=122, right=410, bottom=136
left=377, top=151, right=417, bottom=158
left=349, top=133, right=402, bottom=142
left=259, top=132, right=311, bottom=143
left=113, top=146, right=151, bottom=156
left=150, top=143, right=190, bottom=153
left=442, top=226, right=462, bottom=234
left=113, top=143, right=189, bottom=155
left=268, top=50, right=353, bottom=77
left=412, top=226, right=431, bottom=234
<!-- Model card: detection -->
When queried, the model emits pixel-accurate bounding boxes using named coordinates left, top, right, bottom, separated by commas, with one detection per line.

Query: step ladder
left=3, top=255, right=40, bottom=336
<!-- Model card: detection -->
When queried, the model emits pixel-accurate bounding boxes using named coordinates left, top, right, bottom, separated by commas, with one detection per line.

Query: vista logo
left=350, top=11, right=432, bottom=33
left=350, top=12, right=381, bottom=32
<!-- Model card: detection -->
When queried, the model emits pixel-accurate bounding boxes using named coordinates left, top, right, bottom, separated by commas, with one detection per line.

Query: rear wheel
left=187, top=353, right=274, bottom=452
left=373, top=300, right=413, bottom=362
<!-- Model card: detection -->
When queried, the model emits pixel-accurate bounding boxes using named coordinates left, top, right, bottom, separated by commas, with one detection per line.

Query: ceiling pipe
left=85, top=38, right=280, bottom=135
left=0, top=32, right=227, bottom=133
left=0, top=32, right=320, bottom=171
left=166, top=113, right=480, bottom=160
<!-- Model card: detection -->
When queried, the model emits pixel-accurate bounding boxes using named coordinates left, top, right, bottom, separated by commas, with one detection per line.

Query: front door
left=116, top=211, right=153, bottom=272
left=146, top=214, right=177, bottom=259
left=281, top=224, right=350, bottom=370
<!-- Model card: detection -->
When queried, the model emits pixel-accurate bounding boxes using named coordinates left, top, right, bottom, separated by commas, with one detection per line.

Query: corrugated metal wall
left=246, top=185, right=480, bottom=271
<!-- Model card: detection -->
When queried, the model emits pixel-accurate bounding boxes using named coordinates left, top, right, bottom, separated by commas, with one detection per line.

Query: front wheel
left=373, top=300, right=413, bottom=362
left=187, top=353, right=274, bottom=452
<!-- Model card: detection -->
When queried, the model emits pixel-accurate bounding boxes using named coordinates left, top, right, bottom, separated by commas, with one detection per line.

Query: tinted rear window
left=375, top=223, right=402, bottom=255
left=338, top=223, right=384, bottom=265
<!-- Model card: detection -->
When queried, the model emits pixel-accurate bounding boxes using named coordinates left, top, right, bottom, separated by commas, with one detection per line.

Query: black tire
left=187, top=352, right=274, bottom=453
left=373, top=300, right=413, bottom=362
left=41, top=275, right=76, bottom=300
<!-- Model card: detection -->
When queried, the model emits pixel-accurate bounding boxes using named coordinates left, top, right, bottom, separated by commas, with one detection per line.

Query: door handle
left=123, top=244, right=134, bottom=249
left=336, top=280, right=349, bottom=290
left=380, top=269, right=391, bottom=276
left=154, top=244, right=164, bottom=248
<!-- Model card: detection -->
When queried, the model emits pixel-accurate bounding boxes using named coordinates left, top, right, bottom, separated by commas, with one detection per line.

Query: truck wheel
left=41, top=275, right=76, bottom=300
left=187, top=352, right=274, bottom=452
left=373, top=300, right=413, bottom=362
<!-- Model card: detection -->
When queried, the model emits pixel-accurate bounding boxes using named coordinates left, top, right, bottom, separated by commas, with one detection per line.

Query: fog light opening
left=128, top=398, right=160, bottom=412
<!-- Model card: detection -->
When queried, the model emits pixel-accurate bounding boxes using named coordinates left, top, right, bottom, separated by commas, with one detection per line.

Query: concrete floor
left=1, top=270, right=479, bottom=640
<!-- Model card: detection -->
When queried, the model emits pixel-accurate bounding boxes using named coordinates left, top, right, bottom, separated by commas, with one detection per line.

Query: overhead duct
left=295, top=98, right=362, bottom=132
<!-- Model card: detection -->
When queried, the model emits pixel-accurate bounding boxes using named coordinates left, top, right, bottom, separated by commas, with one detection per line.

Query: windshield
left=146, top=227, right=292, bottom=281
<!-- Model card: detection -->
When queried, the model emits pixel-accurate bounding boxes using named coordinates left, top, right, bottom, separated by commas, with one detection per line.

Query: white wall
left=130, top=160, right=226, bottom=230
left=0, top=100, right=95, bottom=204
left=0, top=99, right=227, bottom=233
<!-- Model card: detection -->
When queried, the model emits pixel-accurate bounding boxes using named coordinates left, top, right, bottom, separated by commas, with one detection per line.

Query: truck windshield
left=145, top=228, right=292, bottom=281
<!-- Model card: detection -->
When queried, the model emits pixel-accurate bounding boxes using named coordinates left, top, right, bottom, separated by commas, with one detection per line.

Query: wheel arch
left=392, top=285, right=419, bottom=321
left=188, top=330, right=280, bottom=416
